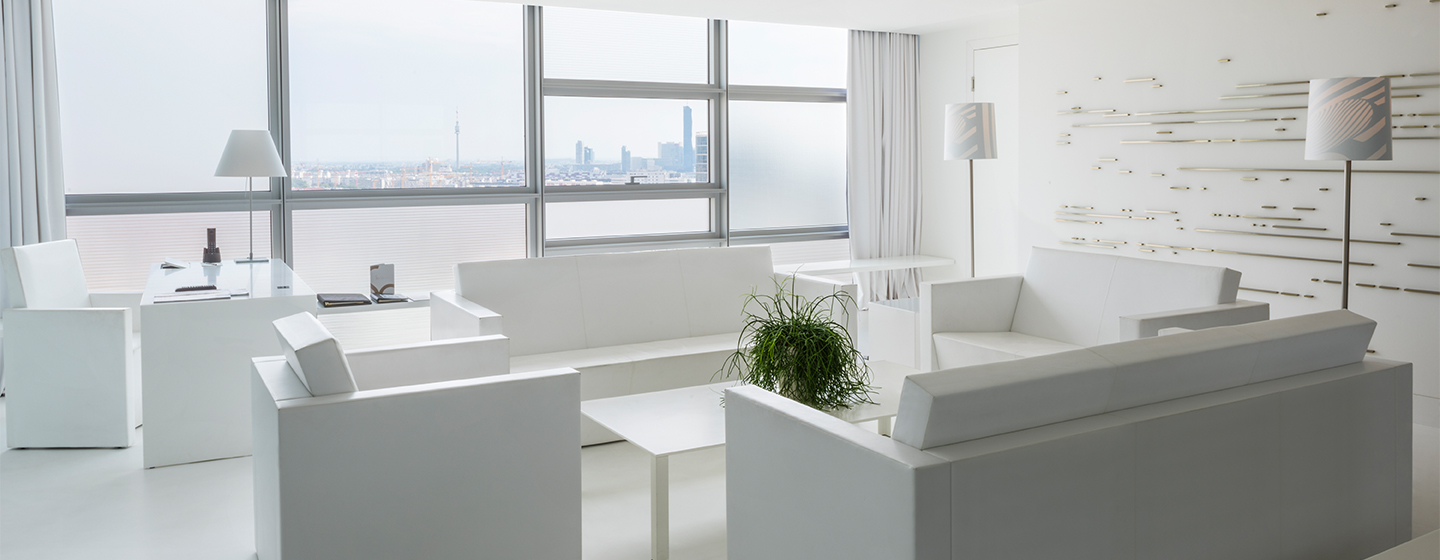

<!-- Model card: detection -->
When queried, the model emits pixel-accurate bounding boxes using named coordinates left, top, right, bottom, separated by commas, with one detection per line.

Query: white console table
left=140, top=260, right=315, bottom=468
left=773, top=254, right=955, bottom=277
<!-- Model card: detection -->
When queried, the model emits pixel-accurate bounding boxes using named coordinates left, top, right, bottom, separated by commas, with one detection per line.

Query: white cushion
left=575, top=251, right=691, bottom=348
left=932, top=331, right=1081, bottom=369
left=457, top=256, right=587, bottom=356
left=1, top=239, right=91, bottom=310
left=1234, top=309, right=1375, bottom=384
left=1095, top=256, right=1240, bottom=344
left=676, top=246, right=775, bottom=337
left=272, top=312, right=357, bottom=397
left=1010, top=248, right=1118, bottom=346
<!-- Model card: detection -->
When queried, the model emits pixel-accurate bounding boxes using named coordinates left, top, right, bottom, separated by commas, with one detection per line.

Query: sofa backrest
left=1, top=239, right=91, bottom=310
left=892, top=310, right=1375, bottom=450
left=456, top=246, right=775, bottom=356
left=273, top=312, right=358, bottom=397
left=1010, top=247, right=1240, bottom=347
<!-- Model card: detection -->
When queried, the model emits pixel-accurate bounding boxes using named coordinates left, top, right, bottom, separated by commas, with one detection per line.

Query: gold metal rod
left=1220, top=92, right=1307, bottom=100
left=1124, top=78, right=1156, bottom=83
left=1405, top=288, right=1440, bottom=295
left=1144, top=210, right=1178, bottom=214
left=1408, top=263, right=1440, bottom=269
left=1239, top=287, right=1282, bottom=294
left=1194, top=228, right=1401, bottom=245
left=1060, top=241, right=1118, bottom=249
left=1293, top=207, right=1316, bottom=211
left=1128, top=106, right=1308, bottom=116
left=1097, top=239, right=1128, bottom=244
left=1055, top=211, right=1153, bottom=220
left=1394, top=84, right=1440, bottom=90
left=1055, top=218, right=1102, bottom=224
left=1177, top=167, right=1440, bottom=174
left=1273, top=225, right=1327, bottom=231
left=1074, top=117, right=1283, bottom=128
left=1391, top=232, right=1440, bottom=238
left=1238, top=215, right=1303, bottom=221
left=1235, top=80, right=1309, bottom=88
left=1054, top=109, right=1117, bottom=115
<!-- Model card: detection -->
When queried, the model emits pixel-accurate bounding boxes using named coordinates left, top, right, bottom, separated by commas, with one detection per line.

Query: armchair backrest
left=455, top=246, right=774, bottom=356
left=1010, top=247, right=1239, bottom=346
left=273, top=312, right=358, bottom=397
left=0, top=239, right=91, bottom=310
left=893, top=310, right=1375, bottom=450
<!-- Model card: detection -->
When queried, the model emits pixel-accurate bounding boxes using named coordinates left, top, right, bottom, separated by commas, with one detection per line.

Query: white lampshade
left=215, top=130, right=288, bottom=177
left=944, top=102, right=996, bottom=160
left=1304, top=77, right=1392, bottom=161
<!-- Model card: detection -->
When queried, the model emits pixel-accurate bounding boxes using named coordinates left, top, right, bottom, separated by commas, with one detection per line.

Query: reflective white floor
left=0, top=397, right=729, bottom=560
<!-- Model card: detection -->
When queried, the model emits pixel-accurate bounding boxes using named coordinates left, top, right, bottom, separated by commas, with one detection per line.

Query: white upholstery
left=2, top=239, right=138, bottom=448
left=440, top=246, right=858, bottom=445
left=920, top=247, right=1260, bottom=370
left=728, top=310, right=1410, bottom=560
left=273, top=312, right=357, bottom=397
left=252, top=323, right=580, bottom=560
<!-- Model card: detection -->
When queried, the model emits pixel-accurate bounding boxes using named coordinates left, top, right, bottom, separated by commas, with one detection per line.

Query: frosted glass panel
left=758, top=238, right=851, bottom=266
left=54, top=0, right=268, bottom=194
left=729, top=21, right=847, bottom=88
left=67, top=212, right=272, bottom=291
left=545, top=97, right=709, bottom=186
left=546, top=199, right=710, bottom=239
left=289, top=0, right=524, bottom=190
left=543, top=7, right=708, bottom=84
left=291, top=205, right=527, bottom=294
left=729, top=101, right=847, bottom=230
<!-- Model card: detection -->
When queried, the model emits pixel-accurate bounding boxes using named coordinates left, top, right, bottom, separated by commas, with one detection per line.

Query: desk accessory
left=161, top=258, right=188, bottom=269
left=176, top=284, right=217, bottom=292
left=369, top=263, right=395, bottom=295
left=371, top=293, right=411, bottom=304
left=202, top=228, right=222, bottom=264
left=215, top=130, right=287, bottom=264
left=317, top=294, right=372, bottom=308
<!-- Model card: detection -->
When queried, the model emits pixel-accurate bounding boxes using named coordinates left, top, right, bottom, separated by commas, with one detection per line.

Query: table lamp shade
left=1304, top=77, right=1392, bottom=161
left=944, top=102, right=996, bottom=160
left=215, top=130, right=287, bottom=177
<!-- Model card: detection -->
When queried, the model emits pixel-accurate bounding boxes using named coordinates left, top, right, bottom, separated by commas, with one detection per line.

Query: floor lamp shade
left=215, top=130, right=287, bottom=178
left=1304, top=77, right=1392, bottom=161
left=944, top=103, right=996, bottom=160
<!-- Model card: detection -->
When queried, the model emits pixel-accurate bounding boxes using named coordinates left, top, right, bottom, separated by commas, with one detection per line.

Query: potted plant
left=718, top=275, right=875, bottom=410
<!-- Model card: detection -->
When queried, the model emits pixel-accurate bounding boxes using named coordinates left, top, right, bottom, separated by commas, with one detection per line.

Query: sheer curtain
left=847, top=30, right=920, bottom=304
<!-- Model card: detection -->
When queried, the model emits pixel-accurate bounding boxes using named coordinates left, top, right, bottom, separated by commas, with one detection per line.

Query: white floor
left=0, top=397, right=729, bottom=560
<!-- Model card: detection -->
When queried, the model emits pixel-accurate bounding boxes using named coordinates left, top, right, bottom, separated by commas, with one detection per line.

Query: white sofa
left=727, top=310, right=1411, bottom=560
left=431, top=245, right=858, bottom=445
left=2, top=239, right=142, bottom=448
left=896, top=247, right=1269, bottom=371
left=252, top=312, right=580, bottom=560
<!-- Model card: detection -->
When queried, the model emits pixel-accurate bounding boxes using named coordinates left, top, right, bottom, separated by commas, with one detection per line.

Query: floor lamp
left=944, top=102, right=997, bottom=277
left=1303, top=78, right=1393, bottom=310
left=215, top=130, right=287, bottom=264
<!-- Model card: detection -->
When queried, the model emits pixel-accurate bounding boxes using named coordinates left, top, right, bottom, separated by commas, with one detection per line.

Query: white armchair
left=252, top=312, right=580, bottom=560
left=2, top=239, right=140, bottom=448
left=896, top=247, right=1269, bottom=370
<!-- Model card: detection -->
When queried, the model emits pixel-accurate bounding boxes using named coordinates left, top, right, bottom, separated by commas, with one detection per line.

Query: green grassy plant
left=718, top=275, right=875, bottom=410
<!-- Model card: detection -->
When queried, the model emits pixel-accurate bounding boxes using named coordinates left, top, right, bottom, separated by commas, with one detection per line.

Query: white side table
left=869, top=297, right=922, bottom=369
left=140, top=260, right=315, bottom=468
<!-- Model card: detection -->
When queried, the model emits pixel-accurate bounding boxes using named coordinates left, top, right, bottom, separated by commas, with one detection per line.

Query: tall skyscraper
left=454, top=109, right=460, bottom=171
left=694, top=132, right=708, bottom=177
left=575, top=141, right=584, bottom=164
left=583, top=147, right=594, bottom=165
left=621, top=146, right=631, bottom=173
left=658, top=142, right=682, bottom=171
left=682, top=106, right=694, bottom=173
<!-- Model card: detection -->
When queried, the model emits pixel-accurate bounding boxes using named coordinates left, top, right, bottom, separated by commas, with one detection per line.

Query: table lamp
left=1303, top=77, right=1392, bottom=309
left=215, top=130, right=287, bottom=264
left=944, top=102, right=997, bottom=277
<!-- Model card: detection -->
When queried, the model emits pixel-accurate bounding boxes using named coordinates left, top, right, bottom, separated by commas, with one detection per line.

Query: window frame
left=61, top=1, right=848, bottom=276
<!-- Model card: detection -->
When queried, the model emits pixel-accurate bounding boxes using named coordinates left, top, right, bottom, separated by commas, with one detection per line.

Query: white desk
left=773, top=254, right=955, bottom=277
left=581, top=361, right=915, bottom=560
left=140, top=260, right=315, bottom=468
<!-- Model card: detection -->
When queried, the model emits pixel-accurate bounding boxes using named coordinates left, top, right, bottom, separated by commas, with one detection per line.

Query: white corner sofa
left=726, top=310, right=1411, bottom=560
left=430, top=245, right=859, bottom=445
left=896, top=247, right=1270, bottom=371
left=252, top=312, right=580, bottom=560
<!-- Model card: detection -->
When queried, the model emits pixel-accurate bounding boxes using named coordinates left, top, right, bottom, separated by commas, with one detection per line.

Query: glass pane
left=757, top=238, right=851, bottom=266
left=546, top=199, right=710, bottom=239
left=729, top=21, right=848, bottom=88
left=67, top=211, right=272, bottom=291
left=545, top=98, right=708, bottom=186
left=543, top=7, right=708, bottom=83
left=288, top=0, right=525, bottom=190
left=729, top=101, right=847, bottom=230
left=291, top=204, right=527, bottom=294
left=54, top=0, right=268, bottom=194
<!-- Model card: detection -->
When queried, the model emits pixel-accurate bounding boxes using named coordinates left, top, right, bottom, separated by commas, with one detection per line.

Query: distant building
left=694, top=132, right=708, bottom=177
left=682, top=106, right=694, bottom=173
left=583, top=147, right=594, bottom=165
left=575, top=141, right=583, bottom=164
left=658, top=141, right=682, bottom=171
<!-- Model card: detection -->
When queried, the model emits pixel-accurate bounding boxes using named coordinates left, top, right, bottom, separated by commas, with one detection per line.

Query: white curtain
left=1, top=0, right=66, bottom=252
left=847, top=30, right=921, bottom=304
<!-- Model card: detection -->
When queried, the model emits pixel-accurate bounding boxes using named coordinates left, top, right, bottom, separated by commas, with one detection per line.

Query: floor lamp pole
left=969, top=159, right=976, bottom=278
left=248, top=176, right=254, bottom=262
left=1341, top=160, right=1352, bottom=309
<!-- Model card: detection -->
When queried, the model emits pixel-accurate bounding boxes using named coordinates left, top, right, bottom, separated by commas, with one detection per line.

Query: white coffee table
left=581, top=360, right=916, bottom=560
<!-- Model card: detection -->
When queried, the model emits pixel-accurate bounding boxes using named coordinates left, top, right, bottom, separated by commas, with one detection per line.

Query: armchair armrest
left=4, top=307, right=138, bottom=439
left=89, top=292, right=143, bottom=332
left=345, top=334, right=510, bottom=391
left=918, top=274, right=1023, bottom=370
left=1118, top=299, right=1270, bottom=340
left=725, top=385, right=950, bottom=560
left=429, top=289, right=503, bottom=341
left=777, top=272, right=861, bottom=345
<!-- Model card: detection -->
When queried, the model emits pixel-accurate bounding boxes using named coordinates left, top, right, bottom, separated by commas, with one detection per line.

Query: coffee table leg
left=878, top=416, right=892, bottom=437
left=651, top=454, right=669, bottom=560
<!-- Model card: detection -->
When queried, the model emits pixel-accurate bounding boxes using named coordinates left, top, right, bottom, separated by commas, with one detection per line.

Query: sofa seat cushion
left=932, top=331, right=1081, bottom=370
left=510, top=332, right=745, bottom=398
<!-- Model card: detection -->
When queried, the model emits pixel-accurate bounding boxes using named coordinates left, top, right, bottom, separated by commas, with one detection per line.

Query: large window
left=56, top=2, right=849, bottom=292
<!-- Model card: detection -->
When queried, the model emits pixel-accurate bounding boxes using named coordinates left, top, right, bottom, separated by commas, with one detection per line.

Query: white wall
left=918, top=10, right=1020, bottom=281
left=1017, top=0, right=1439, bottom=535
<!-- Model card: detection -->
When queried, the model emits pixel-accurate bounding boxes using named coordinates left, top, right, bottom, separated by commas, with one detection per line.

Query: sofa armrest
left=777, top=272, right=861, bottom=346
left=725, top=385, right=951, bottom=560
left=918, top=274, right=1024, bottom=370
left=89, top=292, right=143, bottom=332
left=4, top=307, right=137, bottom=432
left=1118, top=299, right=1270, bottom=340
left=345, top=334, right=510, bottom=391
left=429, top=289, right=503, bottom=341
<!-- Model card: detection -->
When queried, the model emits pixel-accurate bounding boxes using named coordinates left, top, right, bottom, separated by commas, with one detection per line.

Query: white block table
left=141, top=260, right=315, bottom=468
left=580, top=361, right=915, bottom=560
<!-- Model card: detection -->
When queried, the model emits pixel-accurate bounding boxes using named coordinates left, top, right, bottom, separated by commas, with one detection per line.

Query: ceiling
left=491, top=0, right=1021, bottom=34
